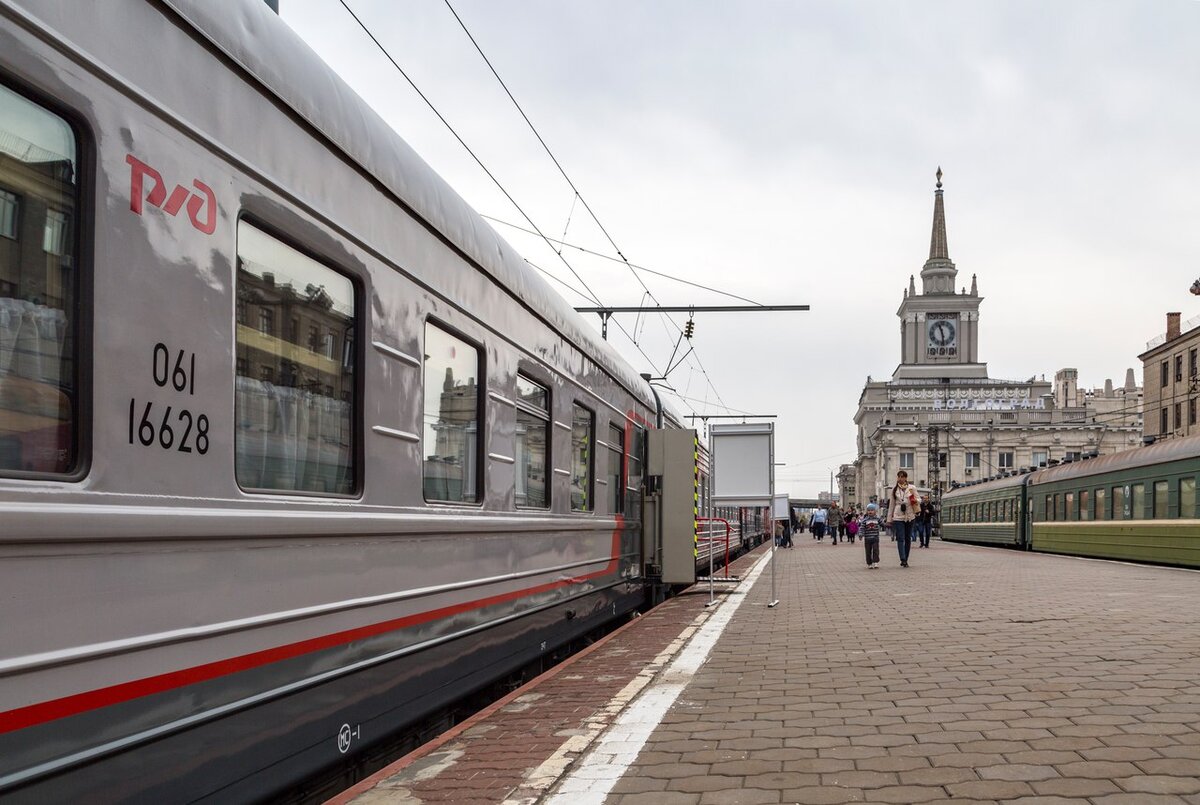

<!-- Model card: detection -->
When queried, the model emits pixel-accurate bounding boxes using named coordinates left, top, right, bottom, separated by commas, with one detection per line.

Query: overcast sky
left=282, top=0, right=1200, bottom=497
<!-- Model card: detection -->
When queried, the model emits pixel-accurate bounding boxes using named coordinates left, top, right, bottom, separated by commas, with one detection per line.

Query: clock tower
left=893, top=169, right=987, bottom=381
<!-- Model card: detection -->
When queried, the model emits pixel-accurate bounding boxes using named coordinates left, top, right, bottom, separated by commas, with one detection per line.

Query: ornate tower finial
left=920, top=168, right=956, bottom=294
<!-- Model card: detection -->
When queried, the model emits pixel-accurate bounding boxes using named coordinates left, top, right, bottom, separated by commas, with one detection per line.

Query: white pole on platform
left=767, top=505, right=779, bottom=608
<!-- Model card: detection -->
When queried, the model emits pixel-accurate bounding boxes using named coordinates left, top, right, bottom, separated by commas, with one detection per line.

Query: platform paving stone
left=584, top=539, right=1200, bottom=805
left=337, top=537, right=1200, bottom=803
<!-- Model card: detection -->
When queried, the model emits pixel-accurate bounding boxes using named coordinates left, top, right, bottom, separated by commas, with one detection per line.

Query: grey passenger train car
left=0, top=1, right=667, bottom=800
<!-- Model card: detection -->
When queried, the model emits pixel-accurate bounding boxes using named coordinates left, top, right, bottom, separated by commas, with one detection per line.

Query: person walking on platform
left=827, top=503, right=843, bottom=545
left=886, top=470, right=919, bottom=567
left=860, top=503, right=882, bottom=568
left=917, top=495, right=935, bottom=548
left=845, top=510, right=859, bottom=544
left=811, top=506, right=827, bottom=541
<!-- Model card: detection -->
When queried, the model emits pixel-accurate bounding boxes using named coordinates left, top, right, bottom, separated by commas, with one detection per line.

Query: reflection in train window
left=0, top=82, right=79, bottom=475
left=1131, top=483, right=1145, bottom=519
left=422, top=323, right=481, bottom=503
left=235, top=222, right=356, bottom=495
left=1080, top=489, right=1091, bottom=521
left=626, top=423, right=644, bottom=518
left=570, top=403, right=593, bottom=511
left=1181, top=478, right=1196, bottom=518
left=1153, top=480, right=1168, bottom=519
left=607, top=422, right=624, bottom=514
left=1095, top=487, right=1107, bottom=520
left=515, top=374, right=548, bottom=508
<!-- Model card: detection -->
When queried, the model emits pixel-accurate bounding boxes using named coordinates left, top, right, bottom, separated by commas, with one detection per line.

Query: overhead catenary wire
left=481, top=215, right=764, bottom=306
left=337, top=0, right=729, bottom=417
left=441, top=0, right=734, bottom=413
left=336, top=0, right=603, bottom=307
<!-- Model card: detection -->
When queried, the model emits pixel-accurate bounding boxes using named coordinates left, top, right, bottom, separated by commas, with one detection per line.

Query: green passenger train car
left=941, top=434, right=1200, bottom=569
left=942, top=472, right=1029, bottom=547
left=1029, top=436, right=1200, bottom=567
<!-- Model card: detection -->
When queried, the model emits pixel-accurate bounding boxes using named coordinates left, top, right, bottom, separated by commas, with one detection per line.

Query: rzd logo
left=126, top=154, right=216, bottom=235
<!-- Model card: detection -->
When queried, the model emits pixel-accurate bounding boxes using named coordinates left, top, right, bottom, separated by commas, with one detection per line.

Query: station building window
left=1191, top=348, right=1198, bottom=378
left=235, top=222, right=356, bottom=495
left=1176, top=355, right=1184, bottom=382
left=570, top=403, right=593, bottom=511
left=422, top=322, right=481, bottom=503
left=1181, top=478, right=1196, bottom=518
left=1161, top=408, right=1168, bottom=436
left=606, top=422, right=624, bottom=515
left=1160, top=361, right=1168, bottom=388
left=998, top=452, right=1014, bottom=470
left=965, top=452, right=980, bottom=469
left=1175, top=403, right=1182, bottom=431
left=515, top=374, right=549, bottom=508
left=1032, top=450, right=1047, bottom=467
left=1153, top=480, right=1169, bottom=519
left=1191, top=399, right=1197, bottom=427
left=0, top=82, right=80, bottom=475
left=899, top=452, right=914, bottom=470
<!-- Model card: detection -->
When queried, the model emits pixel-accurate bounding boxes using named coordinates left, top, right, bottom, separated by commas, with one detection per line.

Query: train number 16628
left=128, top=399, right=210, bottom=454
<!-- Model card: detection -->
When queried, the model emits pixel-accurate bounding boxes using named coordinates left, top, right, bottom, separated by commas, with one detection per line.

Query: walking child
left=860, top=503, right=882, bottom=569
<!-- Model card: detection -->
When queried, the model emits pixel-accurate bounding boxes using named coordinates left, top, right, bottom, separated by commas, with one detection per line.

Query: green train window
left=1182, top=478, right=1196, bottom=518
left=1080, top=489, right=1091, bottom=521
left=1055, top=493, right=1064, bottom=521
left=1113, top=486, right=1126, bottom=519
left=1065, top=491, right=1075, bottom=521
left=1095, top=487, right=1107, bottom=520
left=1131, top=484, right=1145, bottom=519
left=1045, top=495, right=1054, bottom=521
left=1154, top=480, right=1169, bottom=519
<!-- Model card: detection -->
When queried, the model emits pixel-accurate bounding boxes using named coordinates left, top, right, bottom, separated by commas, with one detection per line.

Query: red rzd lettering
left=126, top=153, right=217, bottom=236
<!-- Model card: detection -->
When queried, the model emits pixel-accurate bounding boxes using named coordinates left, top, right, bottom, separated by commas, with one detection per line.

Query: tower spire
left=929, top=166, right=949, bottom=260
left=919, top=167, right=957, bottom=295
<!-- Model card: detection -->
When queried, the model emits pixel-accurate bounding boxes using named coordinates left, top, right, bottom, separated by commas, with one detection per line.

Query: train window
left=0, top=83, right=80, bottom=475
left=606, top=422, right=624, bottom=514
left=422, top=323, right=481, bottom=503
left=1095, top=487, right=1107, bottom=520
left=627, top=423, right=645, bottom=512
left=1153, top=480, right=1168, bottom=519
left=1181, top=478, right=1196, bottom=518
left=1112, top=486, right=1126, bottom=519
left=235, top=222, right=356, bottom=495
left=515, top=375, right=549, bottom=508
left=1080, top=489, right=1091, bottom=521
left=1131, top=483, right=1145, bottom=519
left=1055, top=493, right=1065, bottom=521
left=1065, top=491, right=1075, bottom=521
left=570, top=403, right=593, bottom=511
left=1043, top=496, right=1052, bottom=521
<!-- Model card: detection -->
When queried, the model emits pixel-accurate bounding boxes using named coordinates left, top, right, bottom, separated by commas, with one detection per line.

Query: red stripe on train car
left=0, top=518, right=625, bottom=735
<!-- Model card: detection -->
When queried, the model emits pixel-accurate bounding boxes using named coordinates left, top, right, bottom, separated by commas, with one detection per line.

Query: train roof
left=164, top=0, right=659, bottom=414
left=1029, top=433, right=1200, bottom=486
left=944, top=470, right=1029, bottom=499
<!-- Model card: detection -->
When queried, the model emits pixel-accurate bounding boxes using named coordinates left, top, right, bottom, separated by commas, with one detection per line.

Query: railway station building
left=846, top=172, right=1143, bottom=507
left=1138, top=310, right=1200, bottom=443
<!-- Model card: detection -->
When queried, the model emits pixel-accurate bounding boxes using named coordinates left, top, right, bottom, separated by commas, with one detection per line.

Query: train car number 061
left=127, top=342, right=210, bottom=455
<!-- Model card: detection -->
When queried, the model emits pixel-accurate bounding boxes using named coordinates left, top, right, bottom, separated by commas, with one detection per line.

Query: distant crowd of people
left=782, top=470, right=937, bottom=569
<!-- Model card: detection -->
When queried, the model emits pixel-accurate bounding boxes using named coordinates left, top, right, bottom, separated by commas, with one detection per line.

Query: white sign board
left=771, top=493, right=790, bottom=521
left=710, top=422, right=774, bottom=507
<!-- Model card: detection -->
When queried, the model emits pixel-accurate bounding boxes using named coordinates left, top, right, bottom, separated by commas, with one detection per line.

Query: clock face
left=927, top=315, right=958, bottom=356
